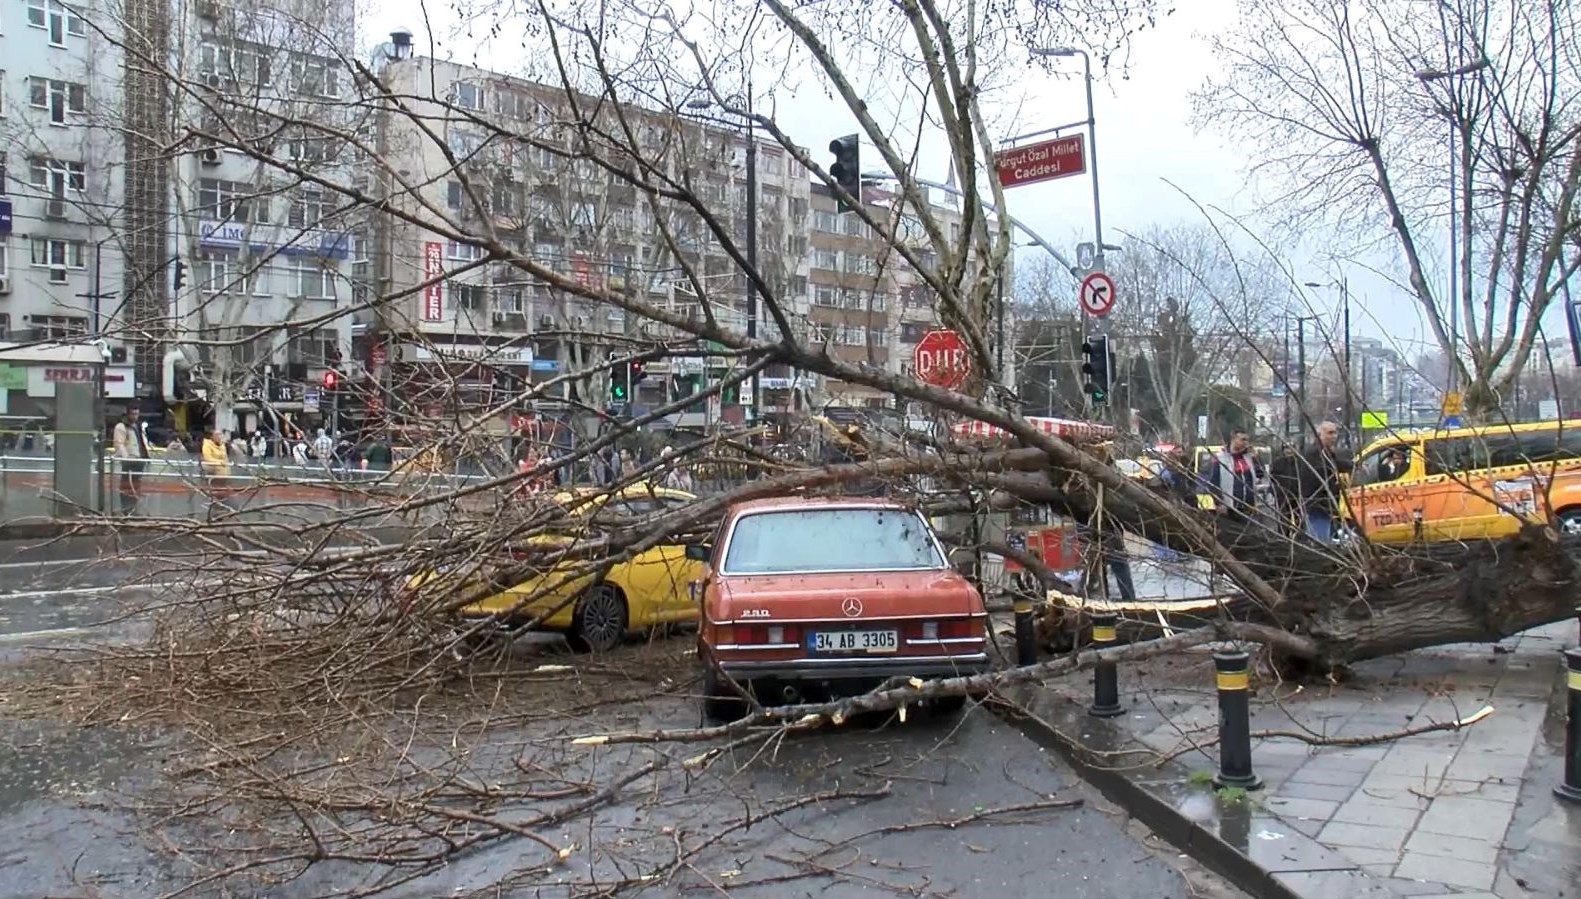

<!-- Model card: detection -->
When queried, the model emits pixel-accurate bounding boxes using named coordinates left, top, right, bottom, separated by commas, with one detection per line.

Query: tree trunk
left=991, top=470, right=1581, bottom=668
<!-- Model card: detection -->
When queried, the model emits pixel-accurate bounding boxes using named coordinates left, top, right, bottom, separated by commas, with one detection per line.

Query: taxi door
left=613, top=494, right=704, bottom=623
left=1346, top=442, right=1420, bottom=543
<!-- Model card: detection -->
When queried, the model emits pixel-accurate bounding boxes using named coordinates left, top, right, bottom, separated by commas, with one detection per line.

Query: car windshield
left=723, top=507, right=944, bottom=574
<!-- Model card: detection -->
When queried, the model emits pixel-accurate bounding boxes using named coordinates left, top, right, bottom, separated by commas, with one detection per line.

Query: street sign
left=1441, top=391, right=1463, bottom=415
left=1441, top=414, right=1464, bottom=429
left=1078, top=271, right=1116, bottom=317
left=1075, top=242, right=1096, bottom=271
left=912, top=329, right=971, bottom=390
left=992, top=134, right=1086, bottom=189
left=1359, top=410, right=1388, bottom=430
left=1540, top=399, right=1560, bottom=420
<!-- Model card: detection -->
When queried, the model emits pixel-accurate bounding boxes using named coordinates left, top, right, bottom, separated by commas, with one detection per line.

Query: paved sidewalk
left=1009, top=620, right=1581, bottom=898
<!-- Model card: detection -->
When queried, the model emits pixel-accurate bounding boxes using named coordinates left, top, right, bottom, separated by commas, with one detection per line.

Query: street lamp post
left=685, top=87, right=760, bottom=420
left=1305, top=277, right=1352, bottom=439
left=1032, top=46, right=1105, bottom=330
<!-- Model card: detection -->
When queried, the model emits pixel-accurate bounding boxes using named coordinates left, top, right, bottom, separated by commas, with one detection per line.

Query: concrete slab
left=1317, top=820, right=1410, bottom=852
left=1329, top=799, right=1422, bottom=829
left=1394, top=851, right=1497, bottom=890
left=1415, top=795, right=1517, bottom=842
left=1273, top=870, right=1401, bottom=898
left=1262, top=796, right=1339, bottom=822
left=1401, top=829, right=1501, bottom=864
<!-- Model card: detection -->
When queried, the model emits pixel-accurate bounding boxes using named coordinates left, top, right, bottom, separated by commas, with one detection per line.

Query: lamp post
left=1417, top=59, right=1491, bottom=394
left=1292, top=314, right=1321, bottom=447
left=1032, top=46, right=1105, bottom=332
left=1305, top=277, right=1351, bottom=439
left=685, top=87, right=760, bottom=420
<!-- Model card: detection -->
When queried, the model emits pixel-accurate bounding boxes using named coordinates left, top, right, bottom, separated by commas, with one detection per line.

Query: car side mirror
left=684, top=544, right=712, bottom=562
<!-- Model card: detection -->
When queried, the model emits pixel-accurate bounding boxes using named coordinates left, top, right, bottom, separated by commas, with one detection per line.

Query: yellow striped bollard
left=1213, top=649, right=1262, bottom=790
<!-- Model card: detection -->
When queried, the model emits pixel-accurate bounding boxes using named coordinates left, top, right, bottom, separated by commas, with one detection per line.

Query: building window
left=28, top=0, right=85, bottom=44
left=454, top=82, right=484, bottom=110
left=286, top=136, right=335, bottom=163
left=813, top=248, right=839, bottom=271
left=451, top=282, right=485, bottom=311
left=33, top=315, right=88, bottom=339
left=445, top=180, right=464, bottom=211
left=813, top=284, right=839, bottom=307
left=288, top=328, right=338, bottom=365
left=495, top=286, right=524, bottom=314
left=0, top=313, right=9, bottom=340
left=198, top=42, right=273, bottom=87
left=446, top=241, right=485, bottom=263
left=28, top=77, right=86, bottom=124
left=28, top=157, right=85, bottom=201
left=288, top=187, right=334, bottom=229
left=197, top=248, right=237, bottom=294
left=760, top=151, right=783, bottom=176
left=813, top=210, right=840, bottom=233
left=30, top=238, right=84, bottom=282
left=290, top=58, right=341, bottom=98
left=287, top=256, right=336, bottom=299
left=843, top=215, right=869, bottom=238
left=198, top=178, right=269, bottom=224
left=0, top=238, right=7, bottom=278
left=842, top=252, right=875, bottom=275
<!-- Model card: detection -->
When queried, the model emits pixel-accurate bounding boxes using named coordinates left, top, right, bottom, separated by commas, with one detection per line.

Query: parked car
left=410, top=483, right=701, bottom=651
left=693, top=496, right=989, bottom=721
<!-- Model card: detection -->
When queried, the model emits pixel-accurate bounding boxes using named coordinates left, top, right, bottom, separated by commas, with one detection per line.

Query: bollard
left=1213, top=649, right=1262, bottom=790
left=1575, top=606, right=1581, bottom=646
left=1555, top=648, right=1581, bottom=803
left=1013, top=596, right=1038, bottom=666
left=1088, top=612, right=1124, bottom=718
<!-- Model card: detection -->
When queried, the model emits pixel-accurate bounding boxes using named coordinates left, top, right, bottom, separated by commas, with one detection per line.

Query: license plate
left=809, top=630, right=898, bottom=653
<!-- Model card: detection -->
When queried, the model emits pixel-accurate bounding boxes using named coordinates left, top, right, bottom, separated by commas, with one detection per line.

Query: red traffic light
left=322, top=371, right=338, bottom=389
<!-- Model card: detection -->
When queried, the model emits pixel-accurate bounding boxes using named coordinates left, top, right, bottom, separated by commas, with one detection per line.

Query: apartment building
left=368, top=48, right=810, bottom=429
left=0, top=0, right=132, bottom=419
left=161, top=0, right=361, bottom=436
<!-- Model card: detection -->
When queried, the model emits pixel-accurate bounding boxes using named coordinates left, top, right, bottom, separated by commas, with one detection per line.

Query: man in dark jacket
left=1298, top=421, right=1352, bottom=542
left=1198, top=429, right=1263, bottom=518
left=1269, top=444, right=1303, bottom=533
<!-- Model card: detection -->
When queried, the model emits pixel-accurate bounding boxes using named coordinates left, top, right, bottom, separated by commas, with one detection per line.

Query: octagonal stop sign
left=913, top=329, right=971, bottom=390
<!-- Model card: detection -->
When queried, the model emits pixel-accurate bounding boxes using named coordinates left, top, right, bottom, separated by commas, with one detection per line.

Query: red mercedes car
left=691, top=497, right=989, bottom=721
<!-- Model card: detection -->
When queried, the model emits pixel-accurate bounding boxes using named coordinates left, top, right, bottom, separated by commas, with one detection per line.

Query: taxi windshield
left=723, top=508, right=944, bottom=574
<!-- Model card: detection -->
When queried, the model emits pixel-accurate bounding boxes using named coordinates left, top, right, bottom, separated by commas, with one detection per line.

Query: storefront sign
left=422, top=242, right=445, bottom=321
left=198, top=220, right=351, bottom=259
left=26, top=365, right=136, bottom=398
left=406, top=343, right=533, bottom=365
left=0, top=363, right=26, bottom=390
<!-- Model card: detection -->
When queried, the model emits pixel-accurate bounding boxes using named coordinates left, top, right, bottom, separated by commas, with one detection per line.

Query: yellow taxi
left=415, top=483, right=703, bottom=651
left=1343, top=419, right=1581, bottom=543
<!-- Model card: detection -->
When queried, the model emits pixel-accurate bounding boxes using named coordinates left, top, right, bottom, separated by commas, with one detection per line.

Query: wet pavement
left=1009, top=620, right=1581, bottom=898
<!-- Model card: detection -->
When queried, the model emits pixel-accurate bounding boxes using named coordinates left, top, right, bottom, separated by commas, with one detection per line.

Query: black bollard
left=1575, top=606, right=1581, bottom=647
left=1555, top=648, right=1581, bottom=803
left=1088, top=612, right=1124, bottom=718
left=1213, top=649, right=1262, bottom=790
left=1013, top=596, right=1037, bottom=666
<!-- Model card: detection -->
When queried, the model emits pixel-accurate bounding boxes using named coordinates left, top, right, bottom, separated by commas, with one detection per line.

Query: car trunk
left=714, top=569, right=981, bottom=622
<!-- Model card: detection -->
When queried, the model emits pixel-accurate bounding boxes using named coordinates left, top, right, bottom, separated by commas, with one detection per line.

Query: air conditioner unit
left=204, top=73, right=223, bottom=90
left=44, top=199, right=68, bottom=219
left=200, top=147, right=221, bottom=165
left=110, top=346, right=128, bottom=364
left=0, top=278, right=9, bottom=295
left=537, top=314, right=555, bottom=329
left=491, top=313, right=507, bottom=326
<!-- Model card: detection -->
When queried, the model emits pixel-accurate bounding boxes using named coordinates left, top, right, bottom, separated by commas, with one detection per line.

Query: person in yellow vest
left=200, top=428, right=230, bottom=479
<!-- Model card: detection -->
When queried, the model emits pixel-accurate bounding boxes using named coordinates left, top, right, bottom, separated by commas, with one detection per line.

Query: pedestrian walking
left=361, top=435, right=393, bottom=472
left=312, top=428, right=333, bottom=463
left=112, top=408, right=150, bottom=515
left=200, top=427, right=232, bottom=518
left=1298, top=421, right=1352, bottom=543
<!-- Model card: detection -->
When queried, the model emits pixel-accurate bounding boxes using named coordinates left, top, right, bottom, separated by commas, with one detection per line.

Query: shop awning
left=951, top=416, right=1115, bottom=442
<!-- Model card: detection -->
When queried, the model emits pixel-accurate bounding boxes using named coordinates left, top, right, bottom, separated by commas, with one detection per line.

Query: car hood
left=711, top=569, right=981, bottom=622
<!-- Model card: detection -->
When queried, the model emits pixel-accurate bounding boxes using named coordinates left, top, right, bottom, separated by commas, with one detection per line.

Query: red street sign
left=1078, top=270, right=1116, bottom=317
left=913, top=329, right=971, bottom=390
left=993, top=135, right=1086, bottom=189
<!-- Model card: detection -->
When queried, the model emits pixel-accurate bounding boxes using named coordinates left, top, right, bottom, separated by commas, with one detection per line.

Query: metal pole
left=1282, top=317, right=1292, bottom=442
left=1343, top=278, right=1353, bottom=439
left=1080, top=50, right=1108, bottom=342
left=1556, top=647, right=1581, bottom=802
left=1213, top=649, right=1262, bottom=789
left=1448, top=118, right=1459, bottom=393
left=744, top=81, right=760, bottom=420
left=1047, top=369, right=1055, bottom=417
left=1297, top=318, right=1308, bottom=446
left=1088, top=612, right=1124, bottom=718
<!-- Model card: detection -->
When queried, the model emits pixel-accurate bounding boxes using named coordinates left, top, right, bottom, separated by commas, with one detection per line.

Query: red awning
left=951, top=416, right=1115, bottom=442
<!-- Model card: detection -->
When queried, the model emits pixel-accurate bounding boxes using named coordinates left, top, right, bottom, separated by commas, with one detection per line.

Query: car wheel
left=700, top=662, right=748, bottom=724
left=567, top=585, right=628, bottom=653
left=1559, top=509, right=1581, bottom=537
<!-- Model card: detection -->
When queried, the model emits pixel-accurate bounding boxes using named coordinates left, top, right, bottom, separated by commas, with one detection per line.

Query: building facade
left=368, top=51, right=810, bottom=433
left=0, top=0, right=131, bottom=419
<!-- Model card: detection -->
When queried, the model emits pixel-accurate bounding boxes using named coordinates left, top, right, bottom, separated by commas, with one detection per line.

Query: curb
left=992, top=687, right=1398, bottom=899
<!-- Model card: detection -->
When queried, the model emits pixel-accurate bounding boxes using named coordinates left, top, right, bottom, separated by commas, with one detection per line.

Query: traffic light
left=1080, top=336, right=1111, bottom=406
left=322, top=370, right=339, bottom=391
left=828, top=134, right=860, bottom=212
left=609, top=351, right=628, bottom=402
left=173, top=260, right=186, bottom=292
left=627, top=359, right=647, bottom=389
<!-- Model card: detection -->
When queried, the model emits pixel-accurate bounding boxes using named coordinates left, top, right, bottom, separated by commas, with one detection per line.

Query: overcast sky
left=357, top=0, right=1510, bottom=365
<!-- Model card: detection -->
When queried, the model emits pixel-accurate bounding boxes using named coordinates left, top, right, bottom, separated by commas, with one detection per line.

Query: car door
left=1347, top=442, right=1417, bottom=543
left=646, top=495, right=705, bottom=621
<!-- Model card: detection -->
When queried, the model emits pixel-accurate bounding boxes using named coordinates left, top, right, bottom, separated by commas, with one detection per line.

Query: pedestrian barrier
left=1088, top=611, right=1124, bottom=718
left=1212, top=649, right=1262, bottom=790
left=1556, top=647, right=1581, bottom=803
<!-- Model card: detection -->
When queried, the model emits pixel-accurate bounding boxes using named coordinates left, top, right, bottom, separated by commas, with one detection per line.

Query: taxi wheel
left=567, top=585, right=628, bottom=653
left=701, top=663, right=748, bottom=723
left=1559, top=508, right=1581, bottom=536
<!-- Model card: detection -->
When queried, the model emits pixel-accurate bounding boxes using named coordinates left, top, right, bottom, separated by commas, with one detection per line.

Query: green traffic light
left=611, top=385, right=626, bottom=400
